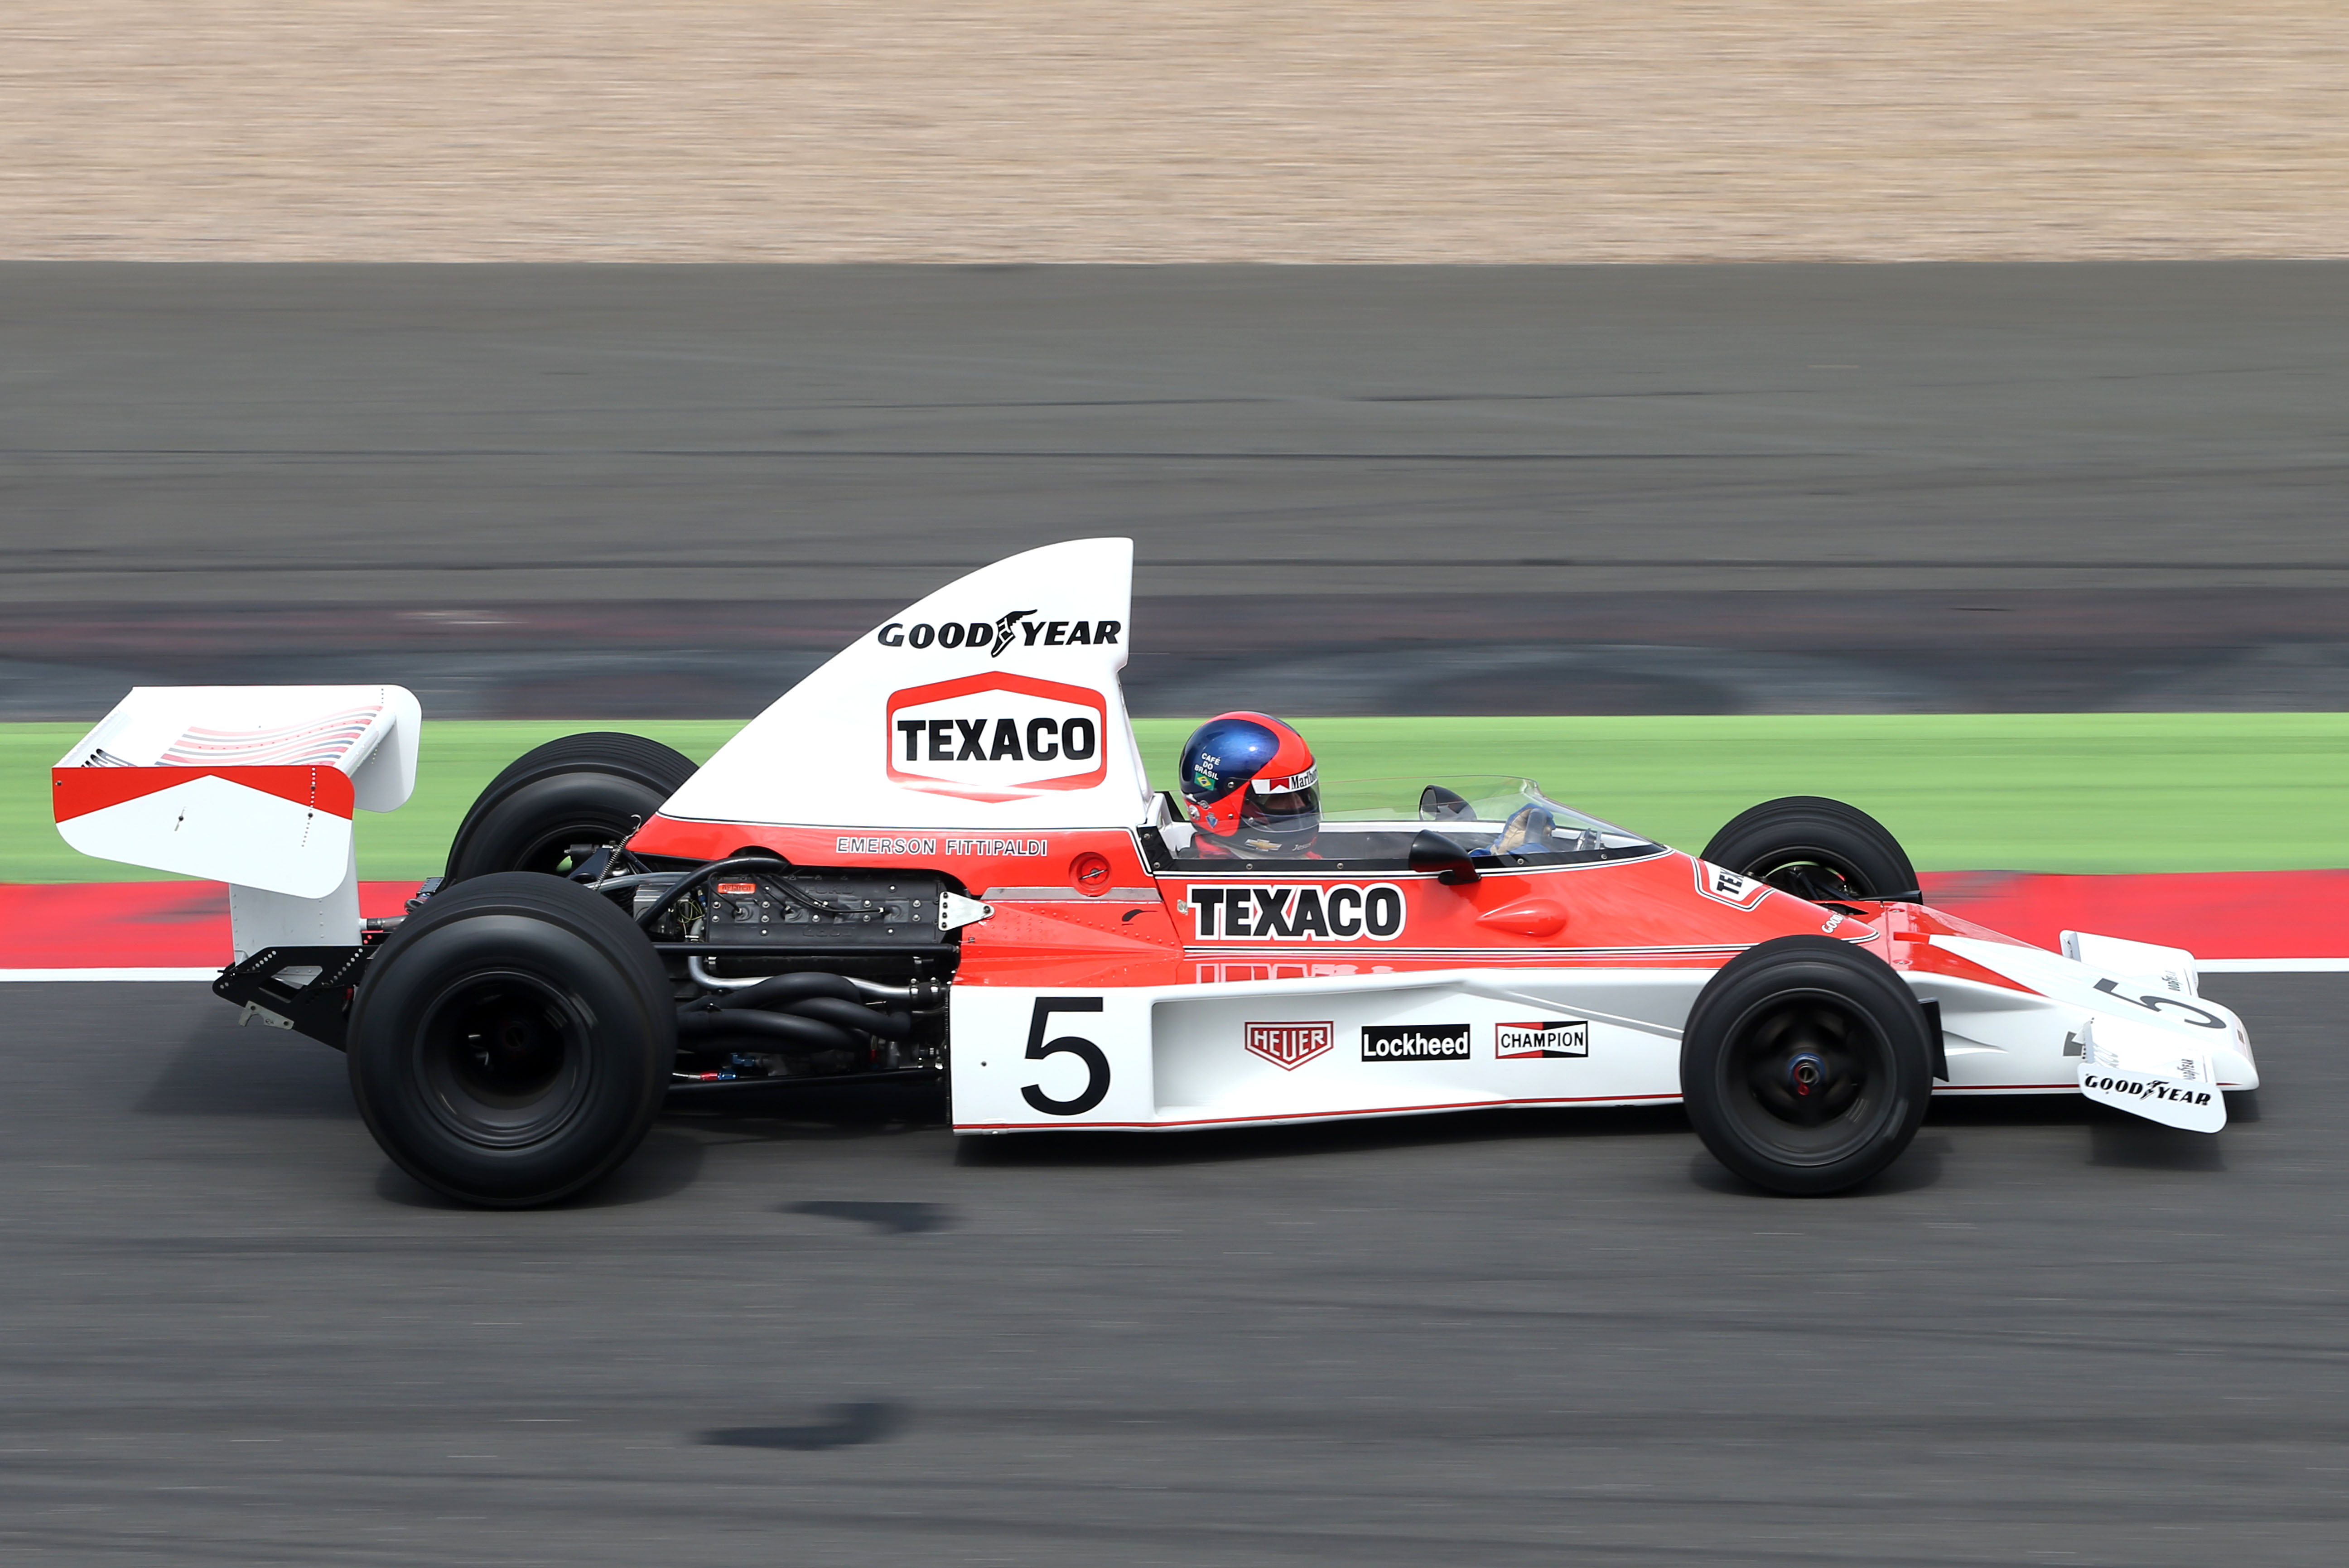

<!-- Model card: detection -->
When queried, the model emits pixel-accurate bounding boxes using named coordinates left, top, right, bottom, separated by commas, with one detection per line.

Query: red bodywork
left=626, top=815, right=2036, bottom=997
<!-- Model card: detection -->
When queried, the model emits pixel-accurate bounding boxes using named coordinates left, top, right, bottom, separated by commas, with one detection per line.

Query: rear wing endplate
left=53, top=686, right=420, bottom=960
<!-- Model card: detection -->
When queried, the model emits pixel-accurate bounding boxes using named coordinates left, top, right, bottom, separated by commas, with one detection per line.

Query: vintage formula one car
left=54, top=540, right=2257, bottom=1206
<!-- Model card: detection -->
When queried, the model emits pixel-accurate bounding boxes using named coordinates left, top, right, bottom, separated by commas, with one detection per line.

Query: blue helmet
left=1178, top=711, right=1319, bottom=854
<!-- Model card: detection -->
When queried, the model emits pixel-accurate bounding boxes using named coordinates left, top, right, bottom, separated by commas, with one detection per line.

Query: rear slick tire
left=1680, top=935, right=1933, bottom=1197
left=443, top=732, right=698, bottom=885
left=347, top=873, right=676, bottom=1208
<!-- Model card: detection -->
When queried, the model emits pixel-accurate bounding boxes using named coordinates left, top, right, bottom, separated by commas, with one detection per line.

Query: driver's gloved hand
left=1479, top=805, right=1554, bottom=859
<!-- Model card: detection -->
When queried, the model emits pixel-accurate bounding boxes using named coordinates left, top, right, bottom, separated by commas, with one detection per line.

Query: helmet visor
left=1239, top=781, right=1320, bottom=849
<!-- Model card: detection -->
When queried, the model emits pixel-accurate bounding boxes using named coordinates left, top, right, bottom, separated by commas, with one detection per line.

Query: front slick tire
left=1680, top=935, right=1933, bottom=1197
left=1701, top=796, right=1919, bottom=904
left=348, top=873, right=675, bottom=1209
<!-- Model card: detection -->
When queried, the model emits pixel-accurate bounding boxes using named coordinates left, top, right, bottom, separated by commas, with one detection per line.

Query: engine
left=632, top=861, right=961, bottom=1090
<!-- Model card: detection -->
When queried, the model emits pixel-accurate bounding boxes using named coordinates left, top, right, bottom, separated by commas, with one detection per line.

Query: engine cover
left=695, top=869, right=952, bottom=951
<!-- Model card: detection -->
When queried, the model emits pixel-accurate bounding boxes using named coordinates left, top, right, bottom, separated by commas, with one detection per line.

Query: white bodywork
left=53, top=685, right=420, bottom=957
left=662, top=537, right=1151, bottom=831
left=950, top=946, right=2257, bottom=1134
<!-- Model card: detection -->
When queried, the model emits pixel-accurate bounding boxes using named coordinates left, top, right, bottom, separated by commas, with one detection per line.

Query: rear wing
left=53, top=686, right=420, bottom=960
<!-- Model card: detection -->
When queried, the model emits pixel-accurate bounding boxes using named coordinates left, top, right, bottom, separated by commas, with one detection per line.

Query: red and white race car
left=54, top=540, right=2257, bottom=1206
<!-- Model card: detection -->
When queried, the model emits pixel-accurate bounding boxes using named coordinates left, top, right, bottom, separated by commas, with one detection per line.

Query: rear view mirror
left=1418, top=785, right=1475, bottom=822
left=1408, top=829, right=1481, bottom=885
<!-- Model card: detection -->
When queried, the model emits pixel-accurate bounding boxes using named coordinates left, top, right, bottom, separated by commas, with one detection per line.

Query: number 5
left=1022, top=996, right=1110, bottom=1115
left=2093, top=977, right=2224, bottom=1030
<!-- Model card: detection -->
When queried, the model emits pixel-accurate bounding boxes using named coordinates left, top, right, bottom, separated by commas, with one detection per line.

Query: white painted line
left=0, top=968, right=221, bottom=983
left=5, top=958, right=2347, bottom=985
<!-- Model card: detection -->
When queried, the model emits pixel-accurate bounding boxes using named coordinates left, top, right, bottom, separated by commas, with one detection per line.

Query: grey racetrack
left=6, top=262, right=2349, bottom=716
left=1, top=975, right=2340, bottom=1566
left=7, top=263, right=2348, bottom=1560
left=14, top=260, right=2349, bottom=603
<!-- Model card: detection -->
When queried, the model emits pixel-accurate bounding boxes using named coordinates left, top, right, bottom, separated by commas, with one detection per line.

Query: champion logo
left=1495, top=1019, right=1589, bottom=1059
left=1245, top=1022, right=1333, bottom=1070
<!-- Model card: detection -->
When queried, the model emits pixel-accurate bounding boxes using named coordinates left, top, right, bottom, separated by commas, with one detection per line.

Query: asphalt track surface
left=12, top=261, right=2349, bottom=604
left=6, top=262, right=2349, bottom=715
left=2, top=975, right=2340, bottom=1565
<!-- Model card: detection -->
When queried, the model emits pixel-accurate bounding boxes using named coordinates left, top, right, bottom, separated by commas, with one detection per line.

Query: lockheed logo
left=1360, top=1024, right=1471, bottom=1062
left=876, top=613, right=1122, bottom=656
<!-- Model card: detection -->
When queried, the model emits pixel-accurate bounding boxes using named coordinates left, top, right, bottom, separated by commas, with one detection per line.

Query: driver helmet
left=1178, top=712, right=1320, bottom=855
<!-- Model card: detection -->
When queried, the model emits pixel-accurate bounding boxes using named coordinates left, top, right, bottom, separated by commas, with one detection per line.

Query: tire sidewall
left=445, top=772, right=671, bottom=883
left=350, top=875, right=674, bottom=1207
left=1701, top=798, right=1918, bottom=901
left=1680, top=936, right=1932, bottom=1196
left=442, top=733, right=697, bottom=885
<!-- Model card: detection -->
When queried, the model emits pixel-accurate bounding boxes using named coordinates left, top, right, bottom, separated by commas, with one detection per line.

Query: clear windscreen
left=1157, top=776, right=1657, bottom=868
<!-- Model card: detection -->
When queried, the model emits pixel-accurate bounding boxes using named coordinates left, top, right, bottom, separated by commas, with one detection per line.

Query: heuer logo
left=1360, top=1023, right=1471, bottom=1062
left=1693, top=858, right=1772, bottom=911
left=876, top=612, right=1123, bottom=657
left=1186, top=884, right=1405, bottom=942
left=1246, top=1022, right=1333, bottom=1070
left=1496, top=1019, right=1589, bottom=1059
left=885, top=673, right=1109, bottom=802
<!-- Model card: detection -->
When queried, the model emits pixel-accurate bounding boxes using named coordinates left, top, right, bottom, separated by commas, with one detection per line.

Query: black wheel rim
left=415, top=971, right=594, bottom=1148
left=1744, top=847, right=1871, bottom=902
left=1717, top=989, right=1897, bottom=1165
left=510, top=820, right=622, bottom=878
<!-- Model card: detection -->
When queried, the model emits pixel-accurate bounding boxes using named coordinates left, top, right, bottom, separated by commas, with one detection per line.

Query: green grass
left=9, top=714, right=2346, bottom=883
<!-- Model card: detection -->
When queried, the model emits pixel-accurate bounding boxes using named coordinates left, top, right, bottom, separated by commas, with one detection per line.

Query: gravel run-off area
left=5, top=2, right=2345, bottom=261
